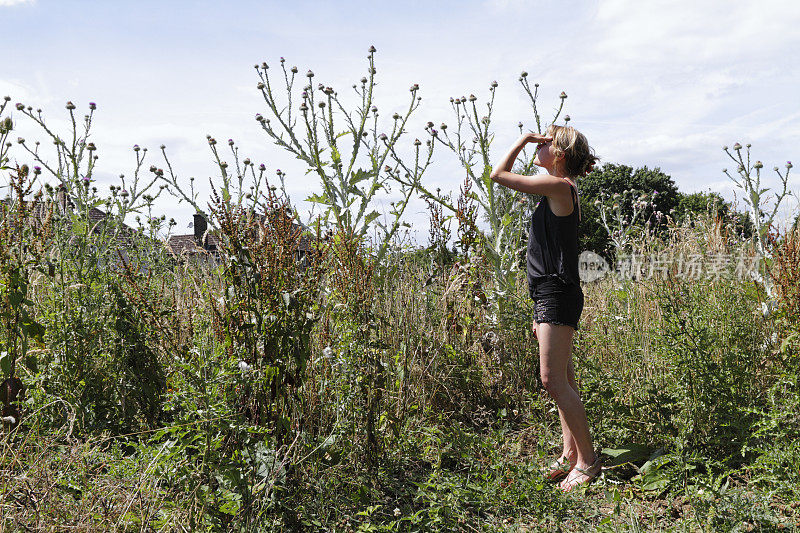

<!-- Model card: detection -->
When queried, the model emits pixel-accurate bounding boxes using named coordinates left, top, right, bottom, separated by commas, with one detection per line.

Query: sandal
left=543, top=456, right=574, bottom=481
left=559, top=456, right=602, bottom=492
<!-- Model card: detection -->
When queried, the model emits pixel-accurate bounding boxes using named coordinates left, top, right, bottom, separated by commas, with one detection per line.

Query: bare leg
left=536, top=321, right=580, bottom=467
left=558, top=358, right=581, bottom=462
left=538, top=322, right=595, bottom=471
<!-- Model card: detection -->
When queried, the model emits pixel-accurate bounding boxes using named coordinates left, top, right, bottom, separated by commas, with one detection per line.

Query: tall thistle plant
left=414, top=74, right=569, bottom=318
left=595, top=190, right=659, bottom=255
left=1, top=97, right=168, bottom=430
left=0, top=98, right=13, bottom=169
left=723, top=143, right=795, bottom=299
left=252, top=46, right=434, bottom=266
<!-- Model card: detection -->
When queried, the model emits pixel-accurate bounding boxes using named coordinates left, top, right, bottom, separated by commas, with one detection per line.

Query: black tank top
left=526, top=179, right=582, bottom=287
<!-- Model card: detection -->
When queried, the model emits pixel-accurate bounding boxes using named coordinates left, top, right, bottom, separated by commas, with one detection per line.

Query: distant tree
left=674, top=190, right=754, bottom=239
left=577, top=163, right=680, bottom=257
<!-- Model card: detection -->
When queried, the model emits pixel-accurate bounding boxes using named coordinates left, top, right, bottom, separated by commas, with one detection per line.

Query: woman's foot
left=559, top=456, right=601, bottom=492
left=543, top=456, right=574, bottom=481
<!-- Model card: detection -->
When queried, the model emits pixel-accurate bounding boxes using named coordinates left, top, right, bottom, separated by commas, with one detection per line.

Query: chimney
left=56, top=184, right=70, bottom=214
left=194, top=213, right=208, bottom=247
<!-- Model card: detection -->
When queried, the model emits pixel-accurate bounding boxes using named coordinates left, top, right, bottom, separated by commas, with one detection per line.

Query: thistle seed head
left=754, top=161, right=763, bottom=169
left=369, top=45, right=376, bottom=53
left=469, top=94, right=476, bottom=102
left=15, top=103, right=24, bottom=110
left=291, top=66, right=298, bottom=73
left=66, top=101, right=76, bottom=110
left=87, top=142, right=96, bottom=151
left=306, top=70, right=314, bottom=78
left=733, top=143, right=742, bottom=150
left=559, top=91, right=567, bottom=99
left=414, top=138, right=421, bottom=146
left=491, top=80, right=498, bottom=88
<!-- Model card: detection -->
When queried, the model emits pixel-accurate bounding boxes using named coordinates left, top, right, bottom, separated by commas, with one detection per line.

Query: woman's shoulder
left=546, top=177, right=578, bottom=218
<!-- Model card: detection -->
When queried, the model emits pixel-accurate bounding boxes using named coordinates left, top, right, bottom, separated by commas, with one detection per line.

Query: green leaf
left=349, top=168, right=373, bottom=187
left=21, top=320, right=45, bottom=343
left=72, top=219, right=87, bottom=237
left=363, top=210, right=380, bottom=227
left=600, top=444, right=653, bottom=467
left=0, top=351, right=10, bottom=376
left=305, top=193, right=332, bottom=206
left=780, top=332, right=799, bottom=354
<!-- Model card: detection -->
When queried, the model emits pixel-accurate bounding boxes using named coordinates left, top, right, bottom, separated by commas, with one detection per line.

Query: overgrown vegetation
left=0, top=52, right=798, bottom=531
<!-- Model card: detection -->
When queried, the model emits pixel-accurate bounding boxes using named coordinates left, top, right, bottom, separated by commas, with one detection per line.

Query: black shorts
left=529, top=277, right=584, bottom=331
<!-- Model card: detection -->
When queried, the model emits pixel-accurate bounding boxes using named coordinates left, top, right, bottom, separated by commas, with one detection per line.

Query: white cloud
left=0, top=0, right=34, bottom=6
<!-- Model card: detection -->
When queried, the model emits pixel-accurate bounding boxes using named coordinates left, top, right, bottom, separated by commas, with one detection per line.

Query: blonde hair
left=545, top=124, right=599, bottom=178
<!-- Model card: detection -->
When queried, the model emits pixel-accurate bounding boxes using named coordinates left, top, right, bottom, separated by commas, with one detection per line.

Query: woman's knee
left=540, top=371, right=570, bottom=399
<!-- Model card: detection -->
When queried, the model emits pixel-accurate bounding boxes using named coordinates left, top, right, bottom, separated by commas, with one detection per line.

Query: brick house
left=166, top=212, right=314, bottom=262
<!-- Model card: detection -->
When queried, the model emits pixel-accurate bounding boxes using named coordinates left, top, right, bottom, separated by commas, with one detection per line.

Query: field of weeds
left=0, top=50, right=799, bottom=531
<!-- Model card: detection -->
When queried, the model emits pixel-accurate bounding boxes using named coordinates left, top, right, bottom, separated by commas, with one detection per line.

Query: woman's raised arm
left=490, top=133, right=571, bottom=197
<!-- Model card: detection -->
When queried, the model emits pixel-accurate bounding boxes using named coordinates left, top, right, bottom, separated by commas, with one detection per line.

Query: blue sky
left=3, top=0, right=799, bottom=237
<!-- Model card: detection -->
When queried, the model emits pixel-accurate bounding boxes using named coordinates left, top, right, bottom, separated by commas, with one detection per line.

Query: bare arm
left=490, top=133, right=570, bottom=197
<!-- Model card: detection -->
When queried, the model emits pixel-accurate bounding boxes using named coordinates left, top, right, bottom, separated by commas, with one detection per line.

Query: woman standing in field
left=490, top=124, right=600, bottom=491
